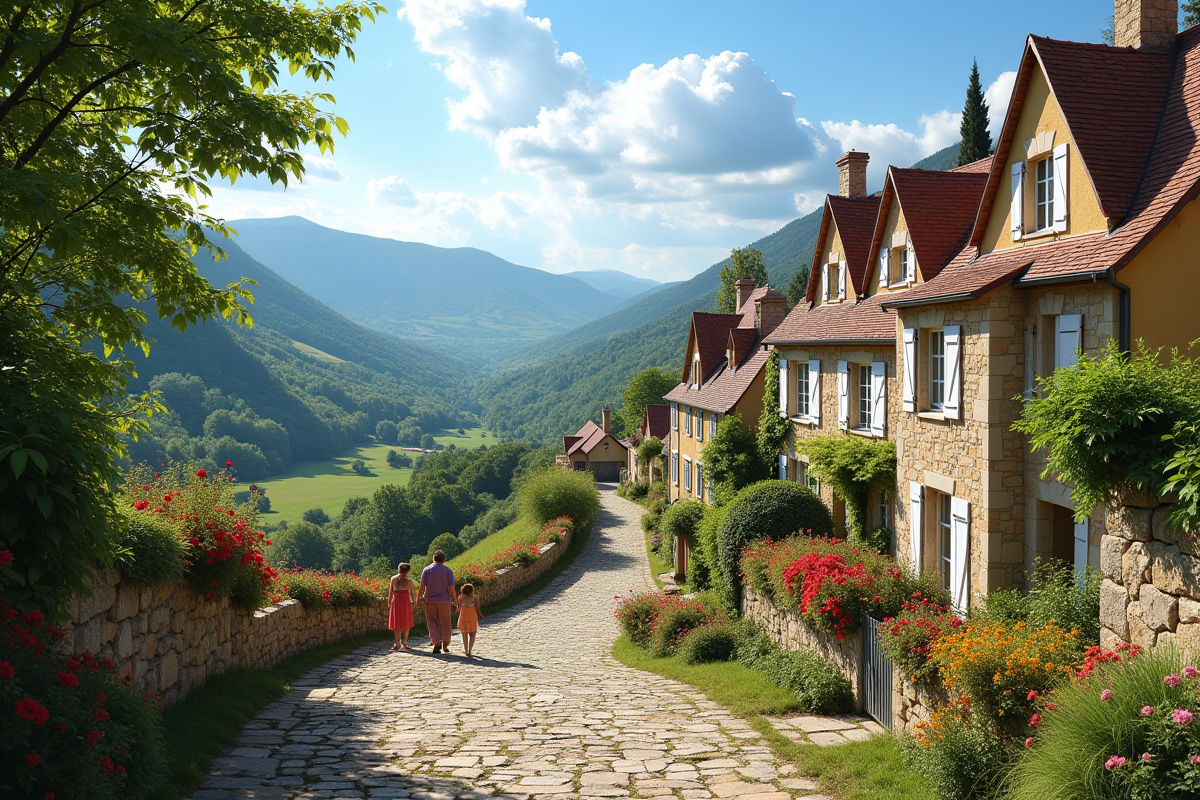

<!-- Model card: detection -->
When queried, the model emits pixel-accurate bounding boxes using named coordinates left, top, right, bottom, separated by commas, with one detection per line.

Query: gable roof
left=805, top=194, right=883, bottom=302
left=685, top=312, right=742, bottom=384
left=864, top=167, right=990, bottom=290
left=970, top=35, right=1175, bottom=247
left=641, top=404, right=670, bottom=441
left=886, top=26, right=1200, bottom=311
left=764, top=291, right=897, bottom=345
left=564, top=420, right=627, bottom=457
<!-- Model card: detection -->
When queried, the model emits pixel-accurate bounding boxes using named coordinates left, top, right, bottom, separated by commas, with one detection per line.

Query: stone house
left=663, top=280, right=785, bottom=505
left=766, top=0, right=1200, bottom=614
left=561, top=408, right=629, bottom=482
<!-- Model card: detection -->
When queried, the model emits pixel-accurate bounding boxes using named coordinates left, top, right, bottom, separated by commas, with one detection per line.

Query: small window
left=708, top=412, right=718, bottom=439
left=857, top=364, right=872, bottom=429
left=796, top=362, right=810, bottom=418
left=684, top=457, right=692, bottom=492
left=671, top=452, right=679, bottom=485
left=692, top=354, right=702, bottom=387
left=671, top=404, right=678, bottom=430
left=929, top=329, right=946, bottom=409
left=897, top=248, right=908, bottom=284
left=878, top=493, right=890, bottom=531
left=684, top=407, right=692, bottom=436
left=1035, top=157, right=1055, bottom=232
left=937, top=493, right=952, bottom=591
left=696, top=464, right=704, bottom=501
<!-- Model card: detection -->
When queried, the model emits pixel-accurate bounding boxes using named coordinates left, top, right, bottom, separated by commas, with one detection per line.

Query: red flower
left=0, top=661, right=14, bottom=681
left=0, top=550, right=12, bottom=565
left=55, top=723, right=67, bottom=733
left=93, top=709, right=110, bottom=722
left=22, top=610, right=44, bottom=626
left=86, top=730, right=102, bottom=744
left=26, top=753, right=41, bottom=768
left=196, top=468, right=207, bottom=479
left=45, top=793, right=55, bottom=800
left=117, top=765, right=126, bottom=775
left=14, top=698, right=49, bottom=724
left=225, top=460, right=233, bottom=468
left=99, top=756, right=114, bottom=772
left=57, top=671, right=79, bottom=688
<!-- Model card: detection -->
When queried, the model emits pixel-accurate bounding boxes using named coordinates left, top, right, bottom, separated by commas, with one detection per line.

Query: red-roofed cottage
left=562, top=408, right=629, bottom=483
left=627, top=404, right=670, bottom=480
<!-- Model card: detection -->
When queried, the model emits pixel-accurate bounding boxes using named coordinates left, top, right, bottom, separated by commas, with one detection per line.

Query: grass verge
left=449, top=516, right=541, bottom=569
left=152, top=628, right=400, bottom=800
left=479, top=516, right=592, bottom=615
left=612, top=634, right=934, bottom=800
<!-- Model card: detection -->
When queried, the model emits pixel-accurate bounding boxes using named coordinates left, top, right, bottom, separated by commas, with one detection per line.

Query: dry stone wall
left=64, top=527, right=574, bottom=707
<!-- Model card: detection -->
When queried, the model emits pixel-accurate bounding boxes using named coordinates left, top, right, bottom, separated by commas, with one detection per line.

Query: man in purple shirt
left=418, top=550, right=458, bottom=654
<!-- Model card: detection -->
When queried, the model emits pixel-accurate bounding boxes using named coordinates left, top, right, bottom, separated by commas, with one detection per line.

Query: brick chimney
left=601, top=407, right=611, bottom=433
left=1114, top=0, right=1177, bottom=50
left=755, top=288, right=787, bottom=336
left=837, top=151, right=870, bottom=197
left=735, top=278, right=757, bottom=311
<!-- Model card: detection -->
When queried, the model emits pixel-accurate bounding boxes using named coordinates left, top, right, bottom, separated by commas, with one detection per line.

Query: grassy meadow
left=448, top=516, right=541, bottom=570
left=254, top=427, right=492, bottom=523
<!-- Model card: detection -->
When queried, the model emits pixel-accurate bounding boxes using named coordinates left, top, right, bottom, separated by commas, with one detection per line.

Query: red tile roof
left=564, top=420, right=627, bottom=457
left=764, top=292, right=897, bottom=345
left=805, top=195, right=883, bottom=302
left=641, top=404, right=670, bottom=441
left=686, top=312, right=742, bottom=384
left=951, top=155, right=994, bottom=174
left=664, top=346, right=769, bottom=414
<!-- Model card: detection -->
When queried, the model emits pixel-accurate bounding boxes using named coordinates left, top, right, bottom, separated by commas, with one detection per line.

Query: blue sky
left=208, top=0, right=1111, bottom=282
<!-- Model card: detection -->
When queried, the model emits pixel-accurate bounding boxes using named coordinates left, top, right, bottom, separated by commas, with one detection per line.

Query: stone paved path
left=188, top=489, right=844, bottom=800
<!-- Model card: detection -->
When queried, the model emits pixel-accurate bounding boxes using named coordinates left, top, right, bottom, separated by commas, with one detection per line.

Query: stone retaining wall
left=1100, top=493, right=1200, bottom=655
left=65, top=525, right=575, bottom=707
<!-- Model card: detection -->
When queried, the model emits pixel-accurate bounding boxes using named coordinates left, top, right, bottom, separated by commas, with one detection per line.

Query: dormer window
left=898, top=247, right=910, bottom=284
left=1035, top=157, right=1055, bottom=232
left=691, top=353, right=702, bottom=388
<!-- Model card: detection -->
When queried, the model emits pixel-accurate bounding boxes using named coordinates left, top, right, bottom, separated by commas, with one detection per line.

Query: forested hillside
left=480, top=209, right=824, bottom=442
left=229, top=217, right=627, bottom=363
left=122, top=239, right=473, bottom=480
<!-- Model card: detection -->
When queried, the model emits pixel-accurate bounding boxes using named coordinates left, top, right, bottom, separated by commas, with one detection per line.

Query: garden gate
left=862, top=614, right=892, bottom=729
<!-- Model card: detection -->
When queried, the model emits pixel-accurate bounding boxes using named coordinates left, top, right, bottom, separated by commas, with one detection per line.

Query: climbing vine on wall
left=799, top=435, right=896, bottom=541
left=756, top=352, right=791, bottom=472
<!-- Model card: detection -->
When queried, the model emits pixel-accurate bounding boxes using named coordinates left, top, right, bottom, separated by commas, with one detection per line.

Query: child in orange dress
left=388, top=563, right=416, bottom=651
left=455, top=583, right=482, bottom=657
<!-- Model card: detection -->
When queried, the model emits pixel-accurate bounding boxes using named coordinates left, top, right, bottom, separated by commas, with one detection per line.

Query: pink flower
left=1024, top=737, right=1034, bottom=749
left=1105, top=755, right=1127, bottom=770
left=1029, top=713, right=1041, bottom=728
left=1142, top=752, right=1153, bottom=763
left=1027, top=690, right=1038, bottom=701
left=1186, top=667, right=1198, bottom=678
left=1175, top=708, right=1194, bottom=726
left=1101, top=690, right=1113, bottom=701
left=1191, top=755, right=1200, bottom=765
left=1143, top=706, right=1155, bottom=716
left=1166, top=674, right=1182, bottom=688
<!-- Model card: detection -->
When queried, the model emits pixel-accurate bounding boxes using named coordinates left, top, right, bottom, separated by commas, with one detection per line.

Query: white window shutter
left=1073, top=518, right=1089, bottom=581
left=671, top=403, right=678, bottom=430
left=837, top=261, right=847, bottom=300
left=943, top=325, right=962, bottom=420
left=778, top=454, right=788, bottom=481
left=837, top=360, right=849, bottom=430
left=871, top=361, right=886, bottom=437
left=778, top=358, right=789, bottom=418
left=1055, top=314, right=1082, bottom=370
left=906, top=243, right=916, bottom=283
left=909, top=482, right=923, bottom=574
left=808, top=359, right=821, bottom=424
left=1052, top=143, right=1069, bottom=233
left=822, top=265, right=830, bottom=301
left=1011, top=162, right=1025, bottom=240
left=950, top=497, right=970, bottom=616
left=879, top=249, right=890, bottom=290
left=902, top=328, right=917, bottom=413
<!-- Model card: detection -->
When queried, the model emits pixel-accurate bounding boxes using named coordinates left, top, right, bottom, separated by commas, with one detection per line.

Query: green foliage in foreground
left=705, top=412, right=770, bottom=507
left=612, top=368, right=679, bottom=439
left=518, top=468, right=601, bottom=531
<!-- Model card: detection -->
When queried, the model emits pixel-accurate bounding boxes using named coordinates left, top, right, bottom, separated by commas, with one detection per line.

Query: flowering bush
left=269, top=569, right=381, bottom=610
left=741, top=536, right=946, bottom=640
left=123, top=463, right=276, bottom=610
left=931, top=620, right=1083, bottom=722
left=0, top=601, right=168, bottom=799
left=1009, top=644, right=1200, bottom=800
left=614, top=590, right=724, bottom=654
left=902, top=696, right=1017, bottom=800
left=879, top=598, right=963, bottom=683
left=450, top=516, right=573, bottom=588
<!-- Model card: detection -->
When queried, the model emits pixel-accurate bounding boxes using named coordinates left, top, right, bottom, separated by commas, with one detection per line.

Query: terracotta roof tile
left=664, top=346, right=769, bottom=414
left=951, top=155, right=994, bottom=174
left=805, top=195, right=882, bottom=302
left=564, top=419, right=626, bottom=456
left=765, top=293, right=897, bottom=345
left=687, top=312, right=741, bottom=383
left=642, top=404, right=670, bottom=441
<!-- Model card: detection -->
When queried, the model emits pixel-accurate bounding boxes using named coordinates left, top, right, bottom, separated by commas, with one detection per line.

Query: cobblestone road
left=188, top=489, right=829, bottom=800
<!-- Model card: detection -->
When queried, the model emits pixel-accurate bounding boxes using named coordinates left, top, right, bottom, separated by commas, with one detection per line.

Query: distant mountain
left=563, top=269, right=661, bottom=299
left=123, top=239, right=471, bottom=476
left=479, top=208, right=824, bottom=442
left=912, top=142, right=963, bottom=171
left=227, top=217, right=625, bottom=363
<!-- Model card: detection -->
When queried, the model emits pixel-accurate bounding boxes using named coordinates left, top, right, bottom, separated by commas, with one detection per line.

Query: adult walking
left=418, top=550, right=458, bottom=654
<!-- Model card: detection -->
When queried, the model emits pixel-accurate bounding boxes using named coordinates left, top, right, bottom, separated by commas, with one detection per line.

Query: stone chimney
left=755, top=288, right=787, bottom=336
left=601, top=407, right=611, bottom=433
left=1114, top=0, right=1177, bottom=50
left=735, top=278, right=757, bottom=311
left=837, top=151, right=870, bottom=197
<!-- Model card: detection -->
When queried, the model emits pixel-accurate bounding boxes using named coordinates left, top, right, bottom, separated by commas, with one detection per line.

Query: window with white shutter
left=822, top=265, right=830, bottom=301
left=1054, top=314, right=1082, bottom=370
left=837, top=361, right=849, bottom=430
left=950, top=496, right=970, bottom=616
left=683, top=457, right=692, bottom=492
left=671, top=451, right=678, bottom=485
left=878, top=249, right=890, bottom=290
left=684, top=406, right=692, bottom=436
left=808, top=359, right=821, bottom=424
left=1052, top=143, right=1069, bottom=232
left=870, top=361, right=886, bottom=437
left=778, top=454, right=788, bottom=481
left=909, top=482, right=923, bottom=574
left=778, top=358, right=789, bottom=418
left=671, top=403, right=678, bottom=430
left=708, top=413, right=718, bottom=439
left=837, top=261, right=847, bottom=300
left=1035, top=157, right=1054, bottom=232
left=902, top=328, right=916, bottom=412
left=1011, top=162, right=1025, bottom=240
left=943, top=325, right=962, bottom=420
left=796, top=362, right=809, bottom=418
left=696, top=407, right=704, bottom=442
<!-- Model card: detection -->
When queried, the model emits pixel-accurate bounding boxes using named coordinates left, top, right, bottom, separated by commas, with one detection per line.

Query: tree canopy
left=785, top=265, right=810, bottom=312
left=612, top=368, right=679, bottom=437
left=716, top=247, right=768, bottom=314
left=958, top=59, right=993, bottom=166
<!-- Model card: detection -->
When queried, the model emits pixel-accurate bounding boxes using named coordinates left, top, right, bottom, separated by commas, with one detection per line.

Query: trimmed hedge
left=678, top=624, right=737, bottom=664
left=658, top=500, right=706, bottom=570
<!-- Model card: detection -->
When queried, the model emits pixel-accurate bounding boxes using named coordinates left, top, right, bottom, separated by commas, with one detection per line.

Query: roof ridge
left=1120, top=30, right=1186, bottom=225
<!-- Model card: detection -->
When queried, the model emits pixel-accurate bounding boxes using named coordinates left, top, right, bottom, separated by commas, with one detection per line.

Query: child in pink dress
left=455, top=583, right=482, bottom=657
left=388, top=563, right=416, bottom=651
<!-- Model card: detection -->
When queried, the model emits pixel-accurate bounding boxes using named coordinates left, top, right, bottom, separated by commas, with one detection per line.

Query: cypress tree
left=957, top=59, right=993, bottom=166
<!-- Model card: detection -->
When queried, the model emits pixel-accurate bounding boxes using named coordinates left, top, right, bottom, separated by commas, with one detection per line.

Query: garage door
left=591, top=461, right=623, bottom=482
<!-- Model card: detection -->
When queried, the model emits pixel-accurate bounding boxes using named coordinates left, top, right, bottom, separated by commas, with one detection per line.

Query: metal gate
left=862, top=614, right=893, bottom=729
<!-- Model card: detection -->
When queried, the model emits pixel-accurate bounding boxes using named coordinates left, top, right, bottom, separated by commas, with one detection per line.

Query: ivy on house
left=799, top=435, right=896, bottom=542
left=756, top=352, right=791, bottom=472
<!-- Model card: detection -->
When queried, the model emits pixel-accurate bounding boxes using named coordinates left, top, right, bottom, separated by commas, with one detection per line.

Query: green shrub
left=659, top=500, right=706, bottom=574
left=705, top=412, right=771, bottom=505
left=642, top=510, right=662, bottom=535
left=731, top=618, right=778, bottom=669
left=518, top=468, right=601, bottom=531
left=427, top=531, right=466, bottom=560
left=113, top=504, right=187, bottom=587
left=626, top=481, right=650, bottom=500
left=678, top=624, right=737, bottom=664
left=757, top=649, right=853, bottom=714
left=852, top=525, right=891, bottom=555
left=900, top=702, right=1016, bottom=800
left=267, top=521, right=334, bottom=570
left=717, top=480, right=833, bottom=601
left=969, top=559, right=1102, bottom=647
left=692, top=503, right=729, bottom=596
left=272, top=569, right=381, bottom=609
left=801, top=435, right=897, bottom=539
left=651, top=603, right=712, bottom=657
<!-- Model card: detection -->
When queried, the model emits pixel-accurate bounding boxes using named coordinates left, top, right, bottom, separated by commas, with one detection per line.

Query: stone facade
left=64, top=531, right=572, bottom=707
left=1099, top=494, right=1200, bottom=655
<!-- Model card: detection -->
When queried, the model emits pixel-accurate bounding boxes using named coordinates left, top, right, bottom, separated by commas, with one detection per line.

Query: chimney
left=836, top=151, right=870, bottom=197
left=755, top=288, right=787, bottom=336
left=1114, top=0, right=1177, bottom=50
left=735, top=278, right=757, bottom=311
left=601, top=407, right=611, bottom=433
